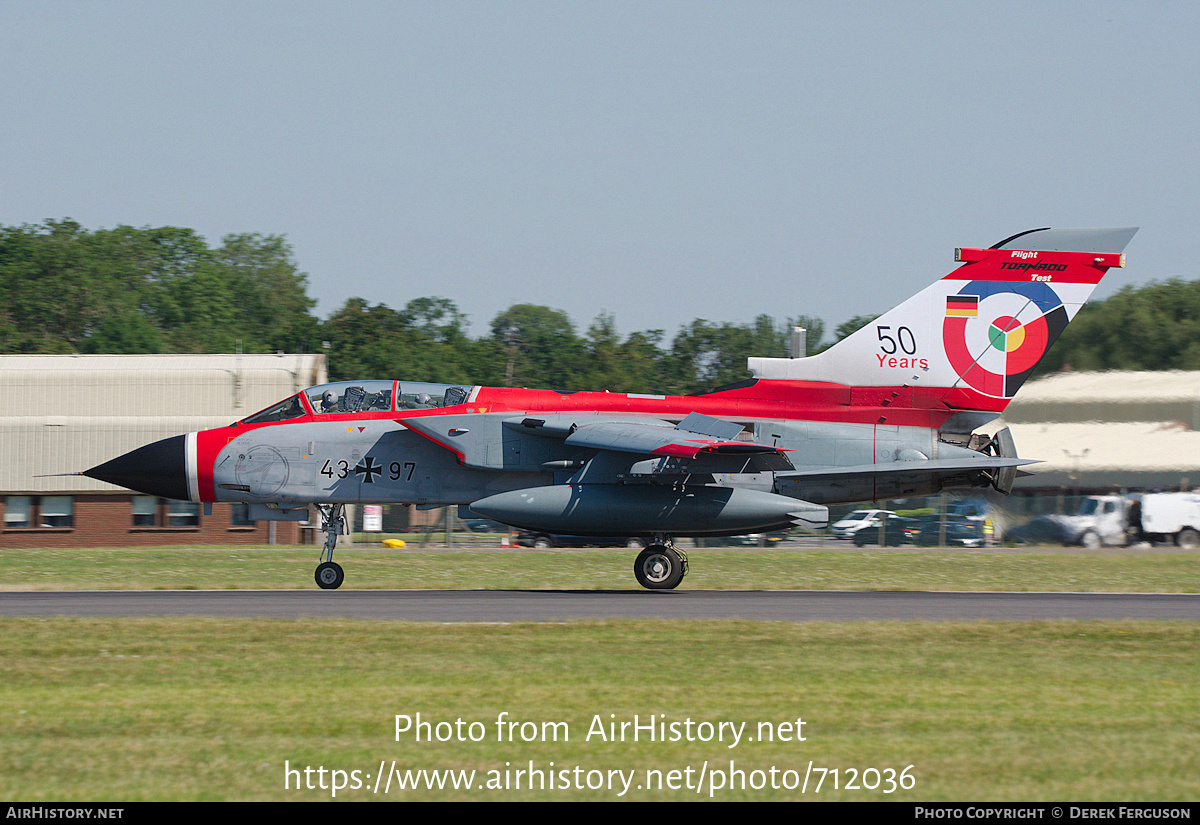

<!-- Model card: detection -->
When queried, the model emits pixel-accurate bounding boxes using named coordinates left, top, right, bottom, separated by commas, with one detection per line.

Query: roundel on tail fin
left=942, top=280, right=1068, bottom=398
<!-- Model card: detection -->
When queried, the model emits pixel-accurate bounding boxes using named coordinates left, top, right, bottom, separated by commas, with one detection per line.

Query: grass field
left=1, top=618, right=1197, bottom=801
left=1, top=547, right=1196, bottom=801
left=1, top=546, right=1198, bottom=592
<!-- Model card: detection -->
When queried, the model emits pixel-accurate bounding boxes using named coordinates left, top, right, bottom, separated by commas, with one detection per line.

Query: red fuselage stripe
left=189, top=378, right=984, bottom=501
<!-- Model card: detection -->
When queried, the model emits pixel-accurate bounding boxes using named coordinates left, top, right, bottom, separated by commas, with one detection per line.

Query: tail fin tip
left=990, top=226, right=1138, bottom=254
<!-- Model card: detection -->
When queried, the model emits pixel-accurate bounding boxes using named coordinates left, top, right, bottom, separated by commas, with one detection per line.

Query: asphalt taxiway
left=1, top=589, right=1197, bottom=622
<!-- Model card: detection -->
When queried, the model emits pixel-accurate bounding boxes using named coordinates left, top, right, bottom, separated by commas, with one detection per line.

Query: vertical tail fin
left=748, top=227, right=1137, bottom=412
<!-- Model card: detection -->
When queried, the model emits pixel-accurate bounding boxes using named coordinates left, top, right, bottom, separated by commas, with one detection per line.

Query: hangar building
left=999, top=370, right=1200, bottom=507
left=4, top=356, right=1195, bottom=545
left=1, top=354, right=325, bottom=548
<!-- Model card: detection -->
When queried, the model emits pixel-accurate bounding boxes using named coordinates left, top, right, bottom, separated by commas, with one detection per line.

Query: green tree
left=0, top=219, right=100, bottom=352
left=818, top=314, right=880, bottom=352
left=0, top=221, right=323, bottom=356
left=668, top=315, right=790, bottom=394
left=322, top=298, right=409, bottom=379
left=580, top=312, right=624, bottom=391
left=213, top=233, right=318, bottom=353
left=321, top=296, right=484, bottom=384
left=79, top=312, right=163, bottom=354
left=1036, top=279, right=1200, bottom=375
left=617, top=328, right=671, bottom=394
left=489, top=304, right=586, bottom=389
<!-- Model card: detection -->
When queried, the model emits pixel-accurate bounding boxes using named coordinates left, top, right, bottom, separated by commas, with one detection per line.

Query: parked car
left=852, top=514, right=917, bottom=546
left=944, top=502, right=987, bottom=521
left=915, top=517, right=983, bottom=547
left=829, top=509, right=894, bottom=541
left=463, top=518, right=511, bottom=533
left=514, top=532, right=647, bottom=549
left=710, top=532, right=790, bottom=547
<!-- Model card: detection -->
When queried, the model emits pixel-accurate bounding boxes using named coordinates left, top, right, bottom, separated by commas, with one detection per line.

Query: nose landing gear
left=315, top=504, right=346, bottom=590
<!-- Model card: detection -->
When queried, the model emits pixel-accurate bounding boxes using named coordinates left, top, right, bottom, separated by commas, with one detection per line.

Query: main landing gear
left=633, top=535, right=688, bottom=590
left=315, top=504, right=346, bottom=590
left=312, top=513, right=687, bottom=591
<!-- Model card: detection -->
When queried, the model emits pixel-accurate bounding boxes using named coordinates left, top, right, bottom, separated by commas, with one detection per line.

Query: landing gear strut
left=634, top=535, right=688, bottom=590
left=315, top=504, right=346, bottom=590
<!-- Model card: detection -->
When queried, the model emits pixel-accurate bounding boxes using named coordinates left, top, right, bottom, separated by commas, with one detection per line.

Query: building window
left=5, top=496, right=32, bottom=528
left=40, top=496, right=74, bottom=528
left=167, top=500, right=200, bottom=527
left=230, top=503, right=255, bottom=527
left=132, top=496, right=158, bottom=527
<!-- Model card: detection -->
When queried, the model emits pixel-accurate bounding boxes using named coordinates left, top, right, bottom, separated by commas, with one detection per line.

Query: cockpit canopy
left=240, top=380, right=477, bottom=425
left=307, top=380, right=396, bottom=414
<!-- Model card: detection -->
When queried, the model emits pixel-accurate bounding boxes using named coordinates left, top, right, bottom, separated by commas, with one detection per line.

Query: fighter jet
left=84, top=227, right=1137, bottom=590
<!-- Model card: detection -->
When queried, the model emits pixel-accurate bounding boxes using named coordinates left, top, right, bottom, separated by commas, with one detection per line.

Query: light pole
left=1063, top=448, right=1090, bottom=501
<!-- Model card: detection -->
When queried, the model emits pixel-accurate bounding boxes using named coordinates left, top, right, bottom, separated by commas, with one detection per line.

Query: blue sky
left=2, top=1, right=1195, bottom=343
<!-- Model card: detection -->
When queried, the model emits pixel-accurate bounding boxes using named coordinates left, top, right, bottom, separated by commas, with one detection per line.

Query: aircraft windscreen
left=241, top=394, right=308, bottom=425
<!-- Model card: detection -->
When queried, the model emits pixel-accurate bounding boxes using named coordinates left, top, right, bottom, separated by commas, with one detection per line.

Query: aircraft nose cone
left=83, top=434, right=191, bottom=501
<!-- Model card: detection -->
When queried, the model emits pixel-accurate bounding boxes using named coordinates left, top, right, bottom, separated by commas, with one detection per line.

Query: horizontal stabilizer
left=777, top=456, right=1035, bottom=479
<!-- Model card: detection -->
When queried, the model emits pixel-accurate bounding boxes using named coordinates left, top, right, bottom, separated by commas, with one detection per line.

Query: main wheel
left=634, top=545, right=685, bottom=590
left=1080, top=530, right=1102, bottom=550
left=315, top=561, right=345, bottom=590
left=1176, top=528, right=1200, bottom=550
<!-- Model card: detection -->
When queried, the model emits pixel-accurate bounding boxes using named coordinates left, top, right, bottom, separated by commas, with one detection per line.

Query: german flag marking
left=946, top=295, right=978, bottom=317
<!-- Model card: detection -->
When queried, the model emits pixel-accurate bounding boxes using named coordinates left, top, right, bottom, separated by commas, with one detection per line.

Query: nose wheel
left=315, top=561, right=345, bottom=589
left=315, top=504, right=347, bottom=589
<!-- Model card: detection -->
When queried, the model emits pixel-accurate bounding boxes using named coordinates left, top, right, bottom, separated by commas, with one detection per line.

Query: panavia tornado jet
left=85, top=227, right=1137, bottom=590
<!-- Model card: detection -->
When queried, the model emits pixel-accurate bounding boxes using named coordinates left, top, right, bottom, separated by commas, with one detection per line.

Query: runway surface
left=2, top=589, right=1198, bottom=622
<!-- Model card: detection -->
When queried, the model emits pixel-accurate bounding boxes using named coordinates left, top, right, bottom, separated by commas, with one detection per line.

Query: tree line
left=0, top=220, right=316, bottom=357
left=2, top=220, right=1196, bottom=393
